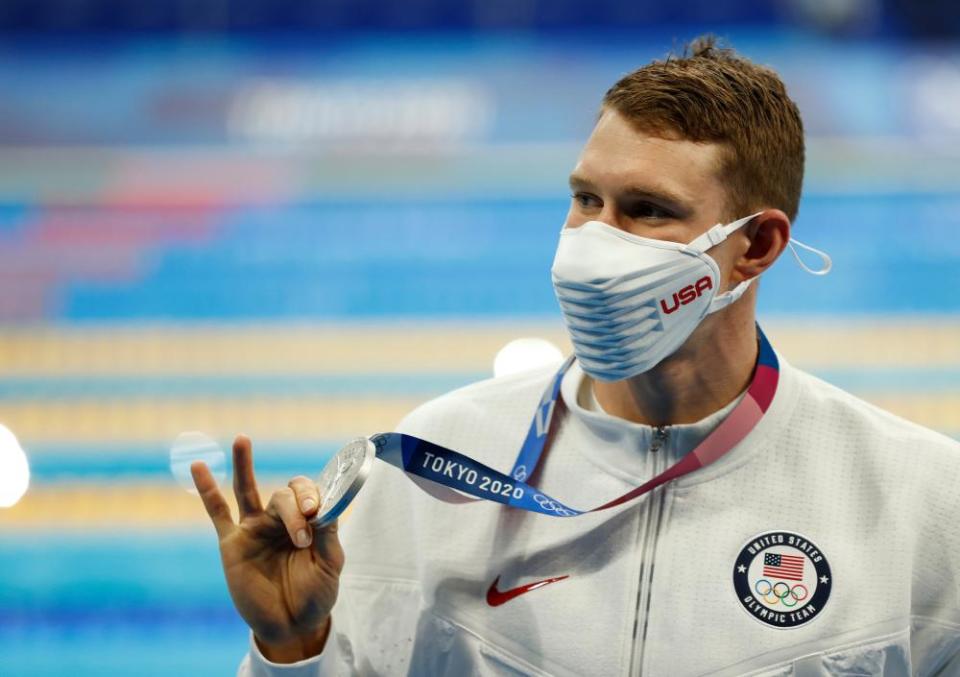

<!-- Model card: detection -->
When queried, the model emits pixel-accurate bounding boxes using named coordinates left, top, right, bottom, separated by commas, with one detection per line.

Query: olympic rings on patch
left=754, top=578, right=810, bottom=607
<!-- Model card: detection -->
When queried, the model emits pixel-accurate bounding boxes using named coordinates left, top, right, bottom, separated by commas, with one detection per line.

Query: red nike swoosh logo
left=486, top=574, right=569, bottom=607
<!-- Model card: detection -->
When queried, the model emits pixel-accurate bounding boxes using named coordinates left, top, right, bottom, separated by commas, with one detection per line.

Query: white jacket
left=240, top=355, right=960, bottom=676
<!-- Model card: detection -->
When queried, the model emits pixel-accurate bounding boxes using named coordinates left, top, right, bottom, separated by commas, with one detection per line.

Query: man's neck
left=592, top=312, right=759, bottom=427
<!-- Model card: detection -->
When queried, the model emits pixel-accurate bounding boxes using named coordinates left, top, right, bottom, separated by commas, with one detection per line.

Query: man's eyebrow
left=568, top=174, right=594, bottom=191
left=568, top=174, right=691, bottom=211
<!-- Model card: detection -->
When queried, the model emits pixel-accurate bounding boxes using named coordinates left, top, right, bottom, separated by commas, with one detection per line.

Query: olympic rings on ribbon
left=533, top=493, right=576, bottom=516
left=754, top=578, right=809, bottom=607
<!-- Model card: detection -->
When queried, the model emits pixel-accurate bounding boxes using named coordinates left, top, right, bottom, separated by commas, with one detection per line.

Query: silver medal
left=313, top=437, right=376, bottom=527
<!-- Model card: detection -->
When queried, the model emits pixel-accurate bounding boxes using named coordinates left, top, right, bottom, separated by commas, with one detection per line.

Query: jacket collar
left=559, top=359, right=745, bottom=477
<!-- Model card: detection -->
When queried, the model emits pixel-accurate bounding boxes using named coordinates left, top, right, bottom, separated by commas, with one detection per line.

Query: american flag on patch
left=763, top=552, right=805, bottom=581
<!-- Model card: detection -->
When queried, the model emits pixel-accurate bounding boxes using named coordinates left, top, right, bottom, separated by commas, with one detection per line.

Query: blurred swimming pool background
left=1, top=5, right=960, bottom=674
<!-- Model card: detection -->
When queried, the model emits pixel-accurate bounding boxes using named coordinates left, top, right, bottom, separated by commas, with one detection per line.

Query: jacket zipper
left=629, top=426, right=669, bottom=675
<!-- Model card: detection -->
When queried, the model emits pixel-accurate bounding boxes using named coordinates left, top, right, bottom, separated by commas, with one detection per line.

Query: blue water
left=0, top=535, right=247, bottom=676
left=61, top=192, right=960, bottom=322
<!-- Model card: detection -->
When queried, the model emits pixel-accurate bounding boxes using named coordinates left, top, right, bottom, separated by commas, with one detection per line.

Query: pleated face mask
left=551, top=213, right=831, bottom=382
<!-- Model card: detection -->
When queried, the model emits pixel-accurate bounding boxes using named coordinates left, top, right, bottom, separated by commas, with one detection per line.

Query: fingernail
left=302, top=498, right=316, bottom=512
left=296, top=529, right=311, bottom=548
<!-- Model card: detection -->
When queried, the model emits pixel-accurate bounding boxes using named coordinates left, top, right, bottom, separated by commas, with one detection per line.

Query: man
left=192, top=37, right=960, bottom=675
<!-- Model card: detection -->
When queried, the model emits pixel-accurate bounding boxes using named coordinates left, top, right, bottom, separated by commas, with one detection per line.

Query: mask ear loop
left=688, top=211, right=763, bottom=252
left=711, top=232, right=831, bottom=314
left=788, top=239, right=832, bottom=276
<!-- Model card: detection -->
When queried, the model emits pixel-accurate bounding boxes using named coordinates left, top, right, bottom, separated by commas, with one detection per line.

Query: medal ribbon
left=372, top=326, right=779, bottom=517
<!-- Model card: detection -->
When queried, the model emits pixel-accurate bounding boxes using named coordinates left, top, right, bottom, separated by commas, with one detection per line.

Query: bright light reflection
left=493, top=337, right=564, bottom=378
left=170, top=431, right=226, bottom=495
left=0, top=423, right=30, bottom=508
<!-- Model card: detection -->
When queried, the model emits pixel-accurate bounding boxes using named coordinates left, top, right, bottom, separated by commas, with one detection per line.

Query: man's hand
left=191, top=435, right=345, bottom=663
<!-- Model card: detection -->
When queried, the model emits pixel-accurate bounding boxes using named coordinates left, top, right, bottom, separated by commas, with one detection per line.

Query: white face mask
left=551, top=214, right=831, bottom=382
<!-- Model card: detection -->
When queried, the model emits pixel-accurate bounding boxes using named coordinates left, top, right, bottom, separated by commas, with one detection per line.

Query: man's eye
left=631, top=202, right=674, bottom=219
left=572, top=192, right=601, bottom=209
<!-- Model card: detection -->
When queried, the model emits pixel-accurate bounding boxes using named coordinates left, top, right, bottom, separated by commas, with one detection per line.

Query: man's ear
left=735, top=209, right=790, bottom=281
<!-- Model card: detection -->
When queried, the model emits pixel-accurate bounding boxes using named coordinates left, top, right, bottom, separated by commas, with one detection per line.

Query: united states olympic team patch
left=733, top=530, right=832, bottom=628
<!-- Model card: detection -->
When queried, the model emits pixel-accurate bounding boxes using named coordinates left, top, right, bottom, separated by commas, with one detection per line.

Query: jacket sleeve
left=237, top=620, right=356, bottom=677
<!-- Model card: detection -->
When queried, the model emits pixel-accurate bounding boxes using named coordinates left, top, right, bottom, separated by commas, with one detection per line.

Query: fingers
left=191, top=461, right=234, bottom=539
left=266, top=487, right=313, bottom=549
left=288, top=475, right=321, bottom=519
left=312, top=519, right=345, bottom=574
left=232, top=434, right=263, bottom=518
